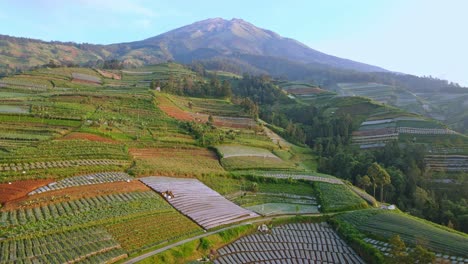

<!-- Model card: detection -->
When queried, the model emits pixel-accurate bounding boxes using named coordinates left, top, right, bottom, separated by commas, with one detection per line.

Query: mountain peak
left=136, top=18, right=386, bottom=72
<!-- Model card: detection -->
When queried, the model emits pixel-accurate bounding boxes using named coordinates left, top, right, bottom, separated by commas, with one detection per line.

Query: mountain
left=0, top=18, right=387, bottom=74
left=126, top=18, right=387, bottom=72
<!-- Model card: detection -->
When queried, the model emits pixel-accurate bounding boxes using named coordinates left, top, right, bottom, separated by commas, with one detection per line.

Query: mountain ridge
left=0, top=17, right=387, bottom=73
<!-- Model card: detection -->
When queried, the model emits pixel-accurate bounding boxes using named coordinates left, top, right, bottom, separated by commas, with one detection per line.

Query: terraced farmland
left=215, top=223, right=364, bottom=264
left=424, top=154, right=468, bottom=172
left=216, top=145, right=278, bottom=159
left=0, top=140, right=131, bottom=182
left=129, top=147, right=224, bottom=176
left=336, top=82, right=424, bottom=113
left=247, top=202, right=319, bottom=215
left=337, top=209, right=468, bottom=257
left=157, top=94, right=257, bottom=128
left=140, top=176, right=259, bottom=229
left=29, top=172, right=133, bottom=195
left=71, top=72, right=102, bottom=84
left=0, top=114, right=81, bottom=151
left=216, top=144, right=295, bottom=170
left=352, top=116, right=460, bottom=149
left=259, top=172, right=343, bottom=184
left=105, top=211, right=202, bottom=254
left=0, top=187, right=202, bottom=262
left=0, top=227, right=127, bottom=264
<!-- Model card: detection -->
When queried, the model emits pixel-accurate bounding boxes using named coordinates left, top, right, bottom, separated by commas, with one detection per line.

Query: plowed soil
left=0, top=179, right=53, bottom=205
left=58, top=132, right=117, bottom=143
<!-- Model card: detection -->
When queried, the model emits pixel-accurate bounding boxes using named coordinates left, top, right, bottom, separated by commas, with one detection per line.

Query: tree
left=409, top=245, right=435, bottom=264
left=388, top=235, right=408, bottom=264
left=367, top=162, right=391, bottom=202
left=221, top=80, right=232, bottom=98
left=357, top=175, right=372, bottom=189
left=208, top=115, right=214, bottom=124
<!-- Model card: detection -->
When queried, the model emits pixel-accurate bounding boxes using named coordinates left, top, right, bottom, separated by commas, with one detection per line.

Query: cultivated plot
left=140, top=176, right=259, bottom=229
left=29, top=172, right=133, bottom=195
left=215, top=222, right=364, bottom=264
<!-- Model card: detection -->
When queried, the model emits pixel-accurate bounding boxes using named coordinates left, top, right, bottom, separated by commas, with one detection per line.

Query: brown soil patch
left=2, top=181, right=149, bottom=210
left=59, top=132, right=117, bottom=143
left=0, top=179, right=53, bottom=205
left=96, top=69, right=121, bottom=80
left=288, top=87, right=326, bottom=95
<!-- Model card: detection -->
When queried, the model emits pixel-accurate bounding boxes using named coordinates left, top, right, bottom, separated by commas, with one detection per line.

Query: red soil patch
left=59, top=132, right=117, bottom=143
left=130, top=147, right=218, bottom=159
left=0, top=179, right=53, bottom=205
left=158, top=96, right=194, bottom=121
left=2, top=181, right=149, bottom=210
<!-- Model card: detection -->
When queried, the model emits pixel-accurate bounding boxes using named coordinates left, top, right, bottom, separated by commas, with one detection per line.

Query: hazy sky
left=0, top=0, right=466, bottom=85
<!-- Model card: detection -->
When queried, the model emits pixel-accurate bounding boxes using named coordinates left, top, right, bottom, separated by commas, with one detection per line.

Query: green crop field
left=167, top=94, right=249, bottom=117
left=0, top=190, right=203, bottom=262
left=337, top=209, right=468, bottom=257
left=315, top=182, right=368, bottom=212
left=216, top=144, right=278, bottom=158
left=220, top=156, right=296, bottom=170
left=0, top=140, right=131, bottom=182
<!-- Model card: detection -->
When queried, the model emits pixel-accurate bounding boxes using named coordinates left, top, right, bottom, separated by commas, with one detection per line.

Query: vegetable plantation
left=337, top=209, right=468, bottom=257
left=215, top=223, right=364, bottom=264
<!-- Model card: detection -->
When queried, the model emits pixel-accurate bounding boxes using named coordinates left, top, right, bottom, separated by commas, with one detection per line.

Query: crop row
left=261, top=173, right=343, bottom=185
left=29, top=172, right=133, bottom=195
left=0, top=226, right=123, bottom=263
left=352, top=134, right=399, bottom=144
left=215, top=223, right=364, bottom=264
left=0, top=140, right=129, bottom=164
left=0, top=191, right=171, bottom=237
left=0, top=159, right=129, bottom=172
left=105, top=211, right=202, bottom=253
left=315, top=182, right=368, bottom=212
left=397, top=127, right=457, bottom=135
